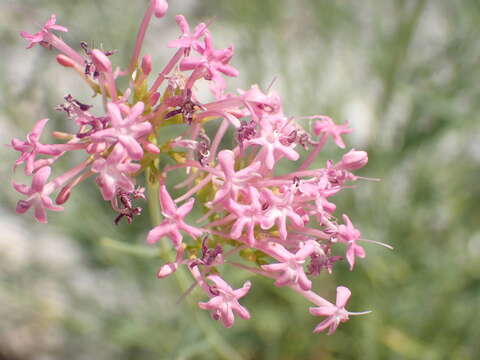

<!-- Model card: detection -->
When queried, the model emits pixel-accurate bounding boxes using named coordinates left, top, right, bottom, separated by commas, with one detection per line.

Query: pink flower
left=313, top=116, right=352, bottom=149
left=180, top=31, right=239, bottom=99
left=247, top=118, right=300, bottom=170
left=91, top=144, right=141, bottom=201
left=11, top=118, right=63, bottom=175
left=168, top=15, right=207, bottom=53
left=20, top=14, right=67, bottom=49
left=261, top=241, right=316, bottom=291
left=91, top=102, right=151, bottom=160
left=211, top=150, right=261, bottom=205
left=198, top=275, right=251, bottom=328
left=13, top=166, right=63, bottom=223
left=146, top=184, right=203, bottom=248
left=227, top=186, right=264, bottom=245
left=309, top=286, right=352, bottom=335
left=337, top=215, right=365, bottom=270
left=238, top=84, right=282, bottom=122
left=260, top=188, right=304, bottom=240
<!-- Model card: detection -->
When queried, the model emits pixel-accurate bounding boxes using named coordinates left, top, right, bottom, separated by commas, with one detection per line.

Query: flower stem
left=145, top=168, right=243, bottom=360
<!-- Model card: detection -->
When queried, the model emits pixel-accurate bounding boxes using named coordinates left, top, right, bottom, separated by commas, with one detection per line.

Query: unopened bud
left=153, top=0, right=168, bottom=18
left=144, top=142, right=161, bottom=154
left=56, top=54, right=76, bottom=68
left=56, top=185, right=72, bottom=205
left=141, top=55, right=152, bottom=76
left=339, top=149, right=368, bottom=171
left=157, top=263, right=177, bottom=278
left=91, top=49, right=112, bottom=73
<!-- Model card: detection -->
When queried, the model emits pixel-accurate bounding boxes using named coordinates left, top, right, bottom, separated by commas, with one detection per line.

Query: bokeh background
left=1, top=0, right=479, bottom=359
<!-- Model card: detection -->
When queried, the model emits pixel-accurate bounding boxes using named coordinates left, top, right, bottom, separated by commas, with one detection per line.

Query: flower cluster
left=11, top=0, right=387, bottom=334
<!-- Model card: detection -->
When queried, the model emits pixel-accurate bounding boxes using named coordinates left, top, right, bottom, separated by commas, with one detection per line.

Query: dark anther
left=165, top=89, right=205, bottom=125
left=113, top=187, right=145, bottom=225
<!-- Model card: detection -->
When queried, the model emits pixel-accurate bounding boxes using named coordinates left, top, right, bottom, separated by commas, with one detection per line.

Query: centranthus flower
left=13, top=166, right=62, bottom=223
left=11, top=1, right=388, bottom=336
left=198, top=275, right=251, bottom=328
left=310, top=286, right=371, bottom=335
left=146, top=184, right=203, bottom=248
left=11, top=118, right=63, bottom=175
left=20, top=14, right=67, bottom=49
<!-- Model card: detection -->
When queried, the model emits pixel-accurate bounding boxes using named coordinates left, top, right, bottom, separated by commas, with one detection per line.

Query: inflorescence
left=11, top=0, right=390, bottom=334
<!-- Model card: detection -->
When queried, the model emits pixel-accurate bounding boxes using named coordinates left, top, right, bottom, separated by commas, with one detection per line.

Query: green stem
left=145, top=168, right=244, bottom=360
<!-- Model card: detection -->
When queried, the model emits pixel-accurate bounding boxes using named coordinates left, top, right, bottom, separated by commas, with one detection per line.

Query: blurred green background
left=1, top=0, right=479, bottom=359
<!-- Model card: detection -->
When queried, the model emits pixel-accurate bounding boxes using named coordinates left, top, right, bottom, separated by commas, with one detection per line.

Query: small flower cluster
left=11, top=1, right=386, bottom=333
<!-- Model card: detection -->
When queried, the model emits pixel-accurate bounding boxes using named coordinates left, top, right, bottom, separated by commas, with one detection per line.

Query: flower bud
left=56, top=185, right=71, bottom=205
left=339, top=149, right=368, bottom=171
left=91, top=49, right=112, bottom=73
left=157, top=263, right=177, bottom=278
left=153, top=0, right=168, bottom=18
left=56, top=54, right=76, bottom=67
left=141, top=55, right=152, bottom=76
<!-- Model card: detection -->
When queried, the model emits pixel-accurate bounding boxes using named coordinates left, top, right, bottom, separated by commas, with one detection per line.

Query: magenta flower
left=337, top=215, right=365, bottom=270
left=146, top=184, right=203, bottom=248
left=13, top=166, right=63, bottom=223
left=91, top=144, right=141, bottom=201
left=91, top=102, right=151, bottom=160
left=262, top=241, right=316, bottom=291
left=20, top=14, right=67, bottom=49
left=11, top=118, right=63, bottom=175
left=313, top=116, right=352, bottom=149
left=198, top=275, right=251, bottom=328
